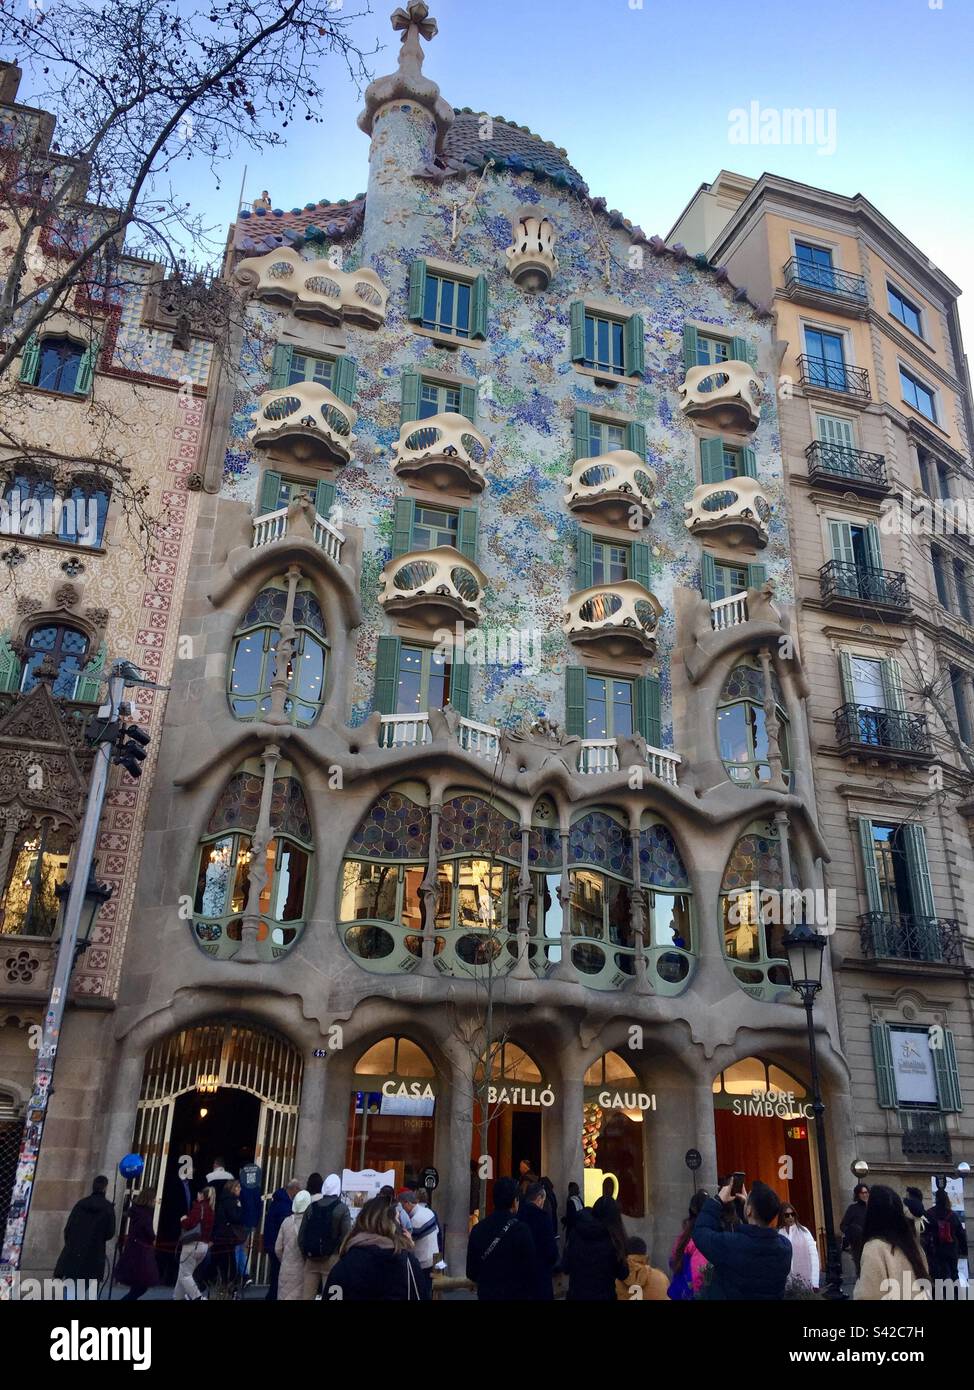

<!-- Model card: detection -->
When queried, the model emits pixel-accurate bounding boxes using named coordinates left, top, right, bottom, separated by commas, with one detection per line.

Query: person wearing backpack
left=466, top=1177, right=537, bottom=1300
left=300, top=1173, right=351, bottom=1299
left=925, top=1188, right=968, bottom=1291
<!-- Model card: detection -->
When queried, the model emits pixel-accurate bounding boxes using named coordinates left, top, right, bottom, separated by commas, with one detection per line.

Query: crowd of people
left=52, top=1161, right=968, bottom=1302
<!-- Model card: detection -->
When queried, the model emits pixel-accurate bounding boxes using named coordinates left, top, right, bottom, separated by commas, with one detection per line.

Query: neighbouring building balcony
left=797, top=354, right=870, bottom=400
left=562, top=580, right=662, bottom=659
left=378, top=546, right=486, bottom=627
left=859, top=912, right=963, bottom=966
left=819, top=560, right=910, bottom=617
left=391, top=412, right=488, bottom=495
left=783, top=257, right=868, bottom=306
left=234, top=246, right=388, bottom=328
left=900, top=1112, right=951, bottom=1162
left=678, top=358, right=762, bottom=433
left=250, top=381, right=357, bottom=467
left=833, top=704, right=932, bottom=762
left=685, top=477, right=771, bottom=549
left=252, top=503, right=345, bottom=563
left=805, top=440, right=888, bottom=494
left=565, top=450, right=657, bottom=528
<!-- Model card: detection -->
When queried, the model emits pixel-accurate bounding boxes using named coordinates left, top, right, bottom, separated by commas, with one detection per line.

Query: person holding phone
left=690, top=1178, right=793, bottom=1300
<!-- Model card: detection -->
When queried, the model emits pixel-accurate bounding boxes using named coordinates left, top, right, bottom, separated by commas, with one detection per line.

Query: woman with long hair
left=563, top=1194, right=629, bottom=1300
left=174, top=1184, right=215, bottom=1301
left=325, top=1194, right=428, bottom=1300
left=853, top=1185, right=930, bottom=1301
left=115, top=1190, right=159, bottom=1301
left=668, top=1190, right=709, bottom=1299
left=777, top=1202, right=820, bottom=1291
left=924, top=1187, right=968, bottom=1289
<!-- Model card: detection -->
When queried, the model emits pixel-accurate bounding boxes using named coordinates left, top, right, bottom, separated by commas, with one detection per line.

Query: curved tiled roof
left=441, top=110, right=587, bottom=192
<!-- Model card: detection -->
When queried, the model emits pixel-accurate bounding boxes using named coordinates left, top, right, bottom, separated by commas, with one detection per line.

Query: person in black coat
left=692, top=1180, right=792, bottom=1300
left=466, top=1177, right=537, bottom=1300
left=563, top=1197, right=629, bottom=1300
left=840, top=1182, right=870, bottom=1275
left=925, top=1188, right=968, bottom=1288
left=326, top=1195, right=429, bottom=1301
left=517, top=1181, right=559, bottom=1300
left=54, top=1175, right=116, bottom=1288
left=115, top=1192, right=160, bottom=1300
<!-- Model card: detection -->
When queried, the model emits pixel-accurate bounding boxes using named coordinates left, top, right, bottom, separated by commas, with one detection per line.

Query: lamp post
left=782, top=921, right=844, bottom=1298
left=55, top=872, right=114, bottom=964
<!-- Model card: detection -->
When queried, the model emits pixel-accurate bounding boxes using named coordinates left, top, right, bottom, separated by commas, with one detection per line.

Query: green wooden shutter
left=700, top=552, right=718, bottom=602
left=74, top=641, right=107, bottom=703
left=625, top=421, right=646, bottom=458
left=746, top=562, right=767, bottom=589
left=459, top=384, right=477, bottom=422
left=391, top=498, right=415, bottom=558
left=565, top=667, right=586, bottom=737
left=857, top=817, right=883, bottom=912
left=18, top=334, right=41, bottom=385
left=902, top=823, right=936, bottom=920
left=863, top=524, right=884, bottom=572
left=373, top=636, right=401, bottom=715
left=739, top=446, right=758, bottom=479
left=881, top=658, right=905, bottom=712
left=576, top=527, right=594, bottom=589
left=332, top=355, right=357, bottom=405
left=400, top=371, right=421, bottom=427
left=457, top=507, right=479, bottom=562
left=470, top=275, right=489, bottom=340
left=870, top=1022, right=896, bottom=1109
left=700, top=437, right=726, bottom=484
left=838, top=651, right=856, bottom=703
left=258, top=469, right=283, bottom=514
left=730, top=335, right=750, bottom=364
left=828, top=520, right=855, bottom=566
left=74, top=338, right=99, bottom=396
left=270, top=343, right=293, bottom=389
left=0, top=634, right=23, bottom=693
left=574, top=408, right=591, bottom=460
left=682, top=324, right=699, bottom=373
left=624, top=313, right=645, bottom=378
left=570, top=301, right=586, bottom=362
left=817, top=414, right=856, bottom=448
left=314, top=479, right=336, bottom=521
left=636, top=675, right=662, bottom=748
left=407, top=259, right=427, bottom=323
left=631, top=540, right=651, bottom=591
left=449, top=658, right=471, bottom=717
left=932, top=1029, right=963, bottom=1113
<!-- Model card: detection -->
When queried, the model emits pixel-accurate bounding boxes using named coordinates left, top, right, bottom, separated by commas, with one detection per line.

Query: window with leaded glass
left=717, top=662, right=790, bottom=786
left=0, top=819, right=72, bottom=937
left=20, top=624, right=90, bottom=698
left=227, top=580, right=327, bottom=724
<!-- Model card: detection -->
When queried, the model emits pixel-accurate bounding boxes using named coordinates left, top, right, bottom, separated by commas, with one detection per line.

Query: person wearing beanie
left=275, top=1190, right=312, bottom=1302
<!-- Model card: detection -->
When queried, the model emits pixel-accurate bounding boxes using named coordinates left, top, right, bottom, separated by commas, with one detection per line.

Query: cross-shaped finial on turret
left=391, top=2, right=438, bottom=77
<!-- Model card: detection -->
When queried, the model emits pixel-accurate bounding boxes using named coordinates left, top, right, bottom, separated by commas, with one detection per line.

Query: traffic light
left=112, top=722, right=151, bottom=777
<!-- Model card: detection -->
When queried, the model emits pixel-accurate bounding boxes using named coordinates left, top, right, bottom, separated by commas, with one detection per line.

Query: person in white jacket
left=400, top=1190, right=439, bottom=1294
left=777, top=1202, right=820, bottom=1290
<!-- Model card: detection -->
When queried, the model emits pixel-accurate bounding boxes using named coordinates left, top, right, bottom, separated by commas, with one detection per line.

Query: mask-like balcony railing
left=505, top=213, right=559, bottom=291
left=565, top=450, right=657, bottom=528
left=900, top=1113, right=951, bottom=1161
left=805, top=440, right=888, bottom=493
left=251, top=501, right=345, bottom=563
left=678, top=359, right=762, bottom=432
left=797, top=354, right=870, bottom=400
left=834, top=704, right=932, bottom=760
left=859, top=912, right=963, bottom=967
left=562, top=581, right=662, bottom=659
left=379, top=546, right=486, bottom=627
left=819, top=560, right=910, bottom=615
left=685, top=477, right=771, bottom=549
left=783, top=257, right=868, bottom=306
left=577, top=738, right=680, bottom=785
left=391, top=412, right=489, bottom=495
left=234, top=246, right=388, bottom=328
left=250, top=382, right=357, bottom=467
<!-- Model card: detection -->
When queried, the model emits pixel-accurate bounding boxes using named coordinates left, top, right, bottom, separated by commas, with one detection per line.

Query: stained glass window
left=568, top=811, right=632, bottom=879
left=346, top=790, right=431, bottom=861
left=638, top=822, right=689, bottom=890
left=438, top=795, right=521, bottom=864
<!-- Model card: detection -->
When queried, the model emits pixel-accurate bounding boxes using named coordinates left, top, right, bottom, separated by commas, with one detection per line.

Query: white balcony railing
left=578, top=738, right=680, bottom=785
left=234, top=246, right=388, bottom=328
left=379, top=713, right=432, bottom=749
left=678, top=358, right=762, bottom=431
left=710, top=591, right=748, bottom=631
left=457, top=716, right=501, bottom=761
left=250, top=380, right=357, bottom=467
left=252, top=505, right=346, bottom=561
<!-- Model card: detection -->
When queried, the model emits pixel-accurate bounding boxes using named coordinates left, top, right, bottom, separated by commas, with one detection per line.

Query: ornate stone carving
left=506, top=212, right=558, bottom=291
left=358, top=3, right=454, bottom=145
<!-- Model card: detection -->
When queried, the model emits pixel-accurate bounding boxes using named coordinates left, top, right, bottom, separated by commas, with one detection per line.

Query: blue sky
left=183, top=0, right=973, bottom=345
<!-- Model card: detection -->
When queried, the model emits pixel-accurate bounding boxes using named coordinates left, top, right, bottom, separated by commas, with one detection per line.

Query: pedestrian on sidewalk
left=54, top=1174, right=116, bottom=1294
left=616, top=1236, right=669, bottom=1301
left=263, top=1179, right=300, bottom=1301
left=517, top=1180, right=559, bottom=1300
left=326, top=1195, right=429, bottom=1301
left=115, top=1191, right=159, bottom=1301
left=853, top=1185, right=929, bottom=1301
left=924, top=1188, right=967, bottom=1291
left=275, top=1189, right=312, bottom=1302
left=563, top=1195, right=629, bottom=1301
left=777, top=1202, right=820, bottom=1292
left=300, top=1173, right=351, bottom=1299
left=667, top=1190, right=708, bottom=1300
left=174, top=1185, right=215, bottom=1301
left=690, top=1181, right=792, bottom=1300
left=466, top=1177, right=536, bottom=1301
left=399, top=1190, right=439, bottom=1295
left=840, top=1182, right=869, bottom=1276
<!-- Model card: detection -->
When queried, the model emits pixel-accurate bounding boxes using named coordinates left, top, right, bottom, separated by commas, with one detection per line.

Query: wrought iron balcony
left=797, top=354, right=870, bottom=399
left=378, top=546, right=486, bottom=627
left=900, top=1112, right=951, bottom=1161
left=562, top=580, right=662, bottom=658
left=250, top=381, right=357, bottom=467
left=783, top=257, right=868, bottom=305
left=251, top=498, right=345, bottom=563
left=678, top=358, right=762, bottom=432
left=565, top=449, right=657, bottom=528
left=685, top=476, right=771, bottom=549
left=819, top=560, right=910, bottom=615
left=805, top=440, right=888, bottom=493
left=391, top=412, right=488, bottom=495
left=859, top=912, right=963, bottom=966
left=506, top=212, right=558, bottom=291
left=833, top=704, right=932, bottom=759
left=233, top=245, right=388, bottom=328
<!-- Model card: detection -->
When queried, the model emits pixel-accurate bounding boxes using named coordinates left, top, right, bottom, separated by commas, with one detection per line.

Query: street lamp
left=782, top=921, right=844, bottom=1298
left=56, top=871, right=114, bottom=963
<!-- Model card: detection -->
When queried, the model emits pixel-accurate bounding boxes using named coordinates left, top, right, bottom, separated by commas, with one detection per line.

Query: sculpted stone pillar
left=265, top=565, right=301, bottom=725
left=417, top=799, right=441, bottom=977
left=237, top=743, right=280, bottom=963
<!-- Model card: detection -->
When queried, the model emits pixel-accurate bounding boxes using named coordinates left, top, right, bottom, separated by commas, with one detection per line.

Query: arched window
left=37, top=337, right=86, bottom=394
left=639, top=817, right=694, bottom=990
left=566, top=809, right=634, bottom=986
left=717, top=660, right=790, bottom=786
left=720, top=821, right=791, bottom=1000
left=347, top=1037, right=437, bottom=1189
left=20, top=624, right=90, bottom=698
left=228, top=579, right=328, bottom=724
left=192, top=761, right=313, bottom=961
left=583, top=1050, right=646, bottom=1216
left=0, top=819, right=72, bottom=937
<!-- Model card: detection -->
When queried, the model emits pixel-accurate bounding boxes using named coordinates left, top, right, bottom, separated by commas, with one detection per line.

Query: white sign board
left=341, top=1167, right=396, bottom=1220
left=889, top=1028, right=938, bottom=1105
left=930, top=1176, right=965, bottom=1213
